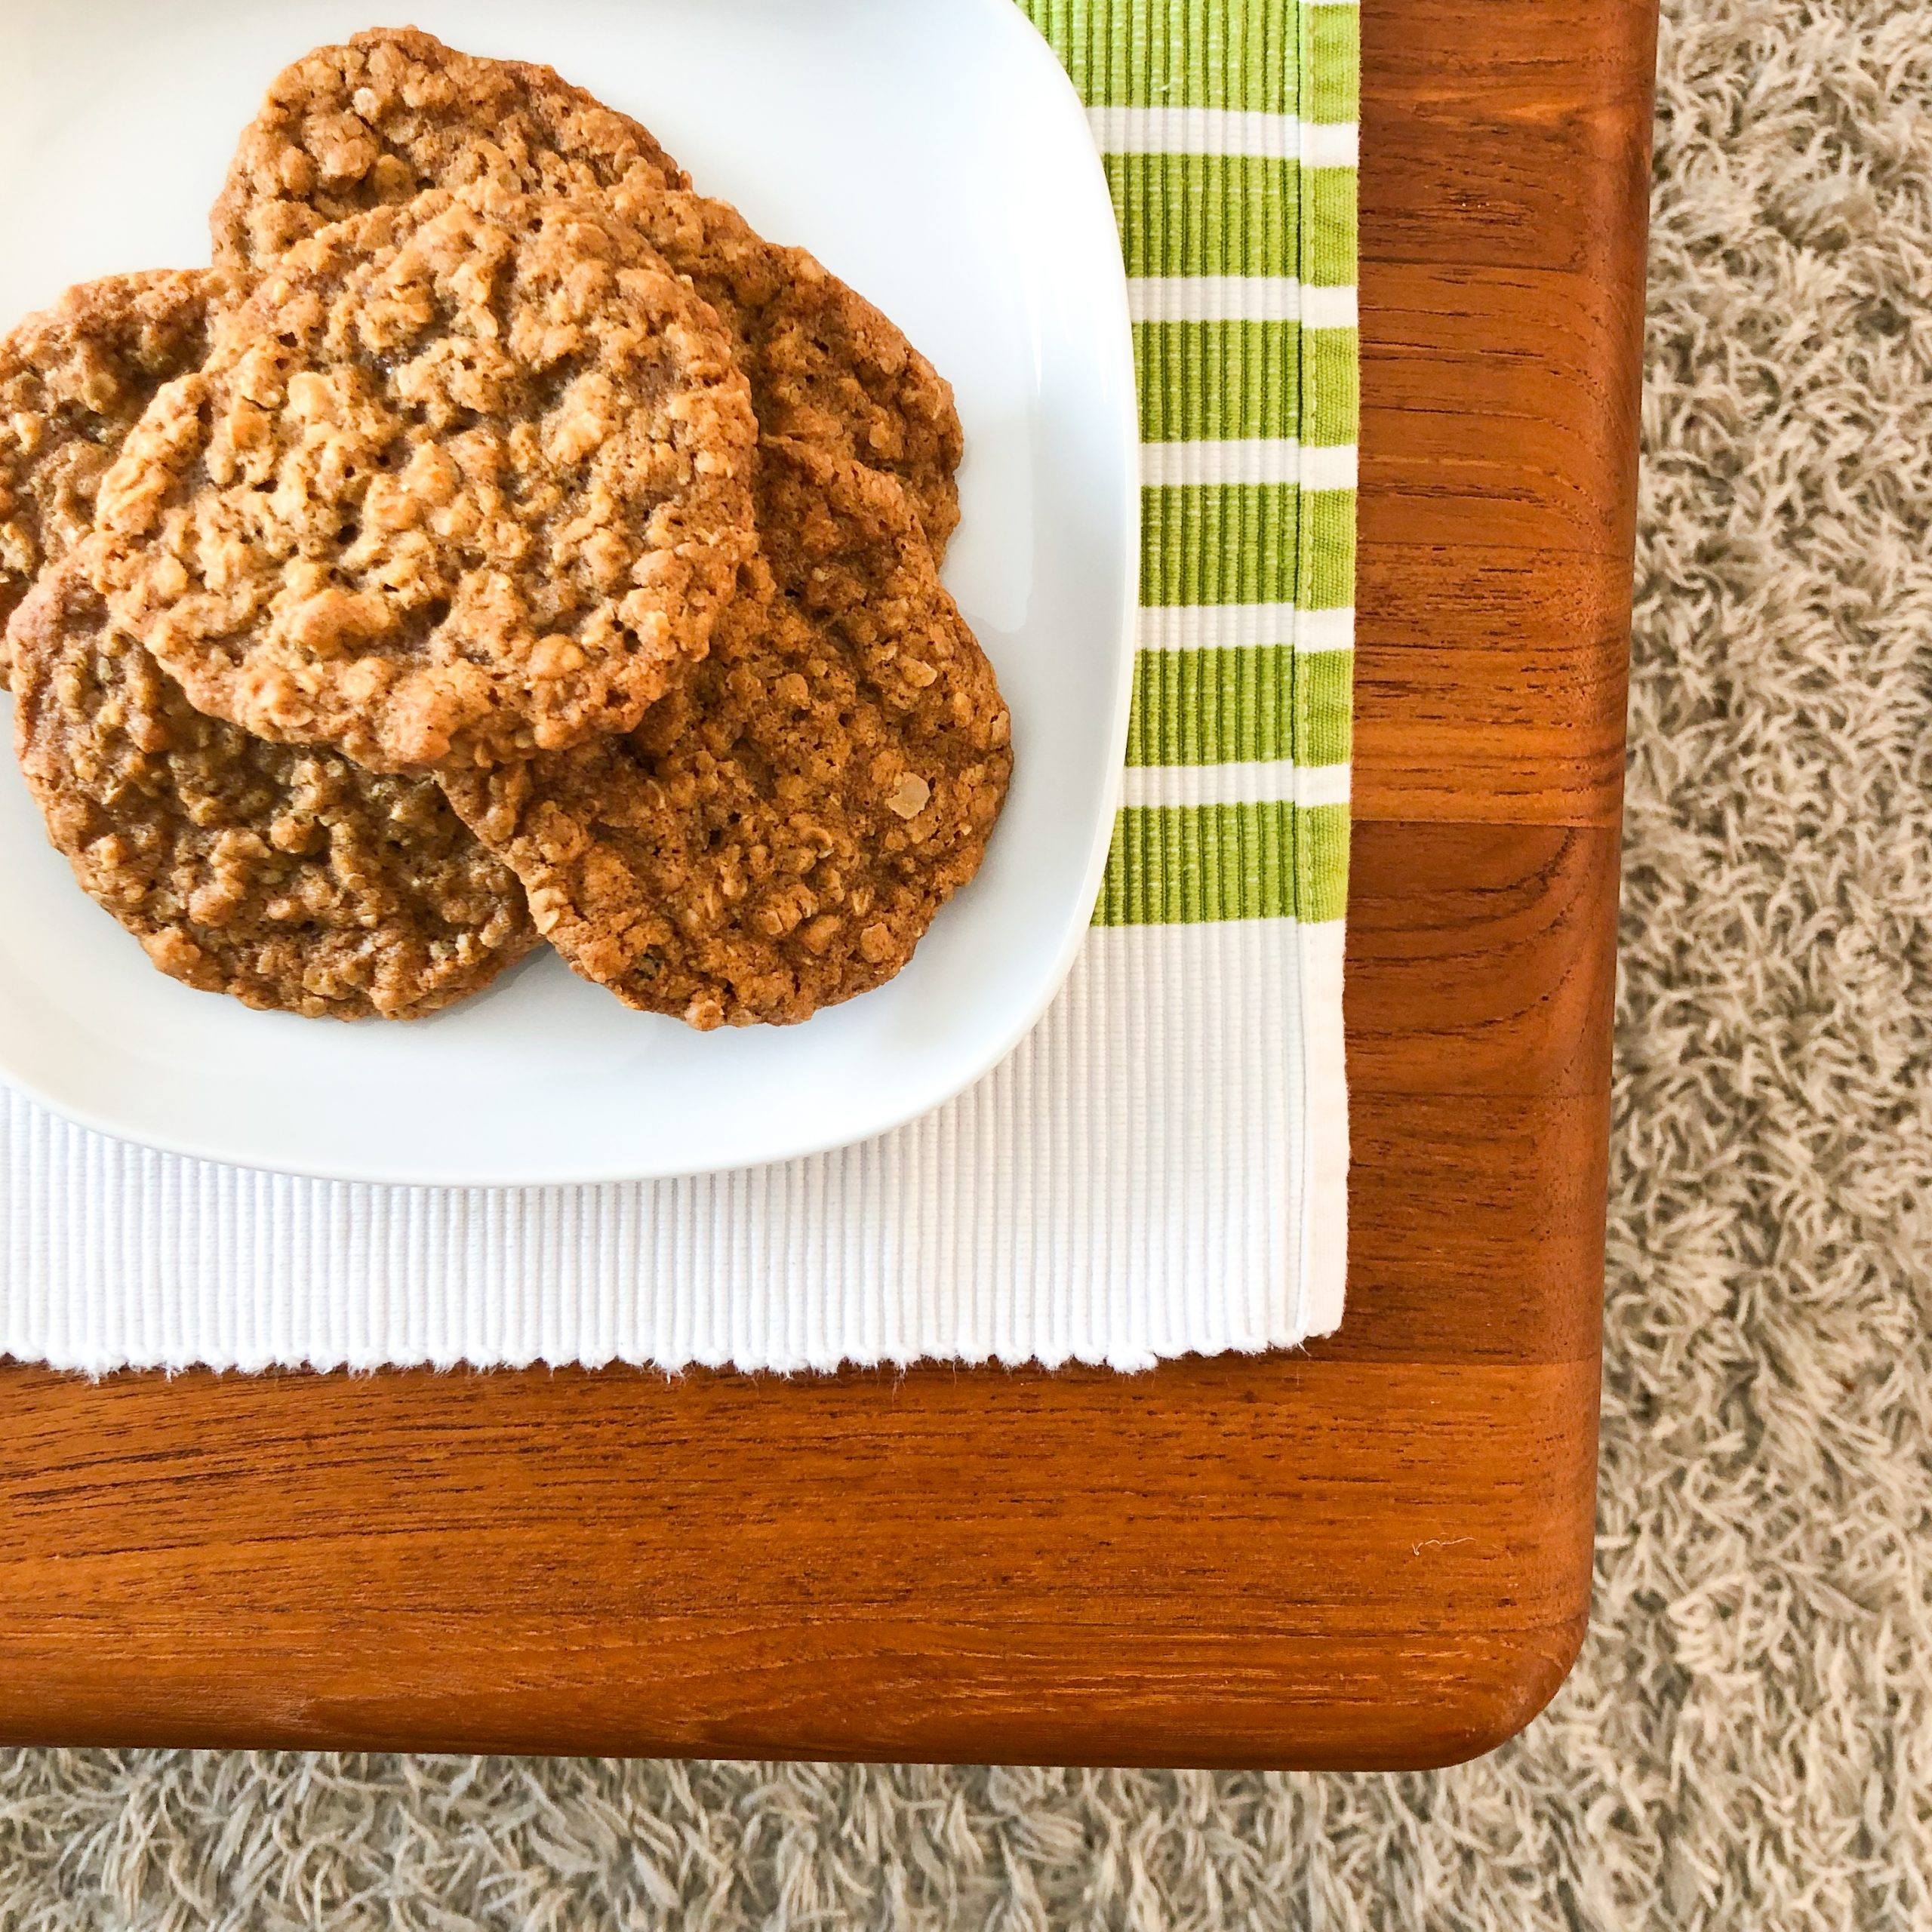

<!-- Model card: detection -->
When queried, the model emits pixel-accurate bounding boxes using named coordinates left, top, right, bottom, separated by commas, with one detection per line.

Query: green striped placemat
left=1023, top=0, right=1358, bottom=936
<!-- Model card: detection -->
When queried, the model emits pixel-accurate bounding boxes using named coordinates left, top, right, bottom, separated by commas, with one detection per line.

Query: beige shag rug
left=4, top=0, right=1930, bottom=1922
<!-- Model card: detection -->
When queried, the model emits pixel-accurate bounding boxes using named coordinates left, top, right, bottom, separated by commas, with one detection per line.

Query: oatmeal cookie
left=97, top=184, right=758, bottom=774
left=214, top=29, right=962, bottom=552
left=613, top=183, right=964, bottom=555
left=442, top=437, right=1011, bottom=1029
left=0, top=271, right=217, bottom=690
left=11, top=546, right=539, bottom=1020
left=209, top=26, right=686, bottom=266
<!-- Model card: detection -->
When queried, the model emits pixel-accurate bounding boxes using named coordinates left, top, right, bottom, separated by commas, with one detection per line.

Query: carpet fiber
left=4, top=0, right=1930, bottom=1922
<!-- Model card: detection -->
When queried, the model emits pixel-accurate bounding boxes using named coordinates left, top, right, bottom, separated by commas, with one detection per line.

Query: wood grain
left=0, top=1356, right=1598, bottom=1769
left=1353, top=545, right=1630, bottom=826
left=0, top=0, right=1655, bottom=1768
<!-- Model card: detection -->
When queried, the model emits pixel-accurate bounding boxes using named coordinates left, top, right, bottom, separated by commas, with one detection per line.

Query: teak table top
left=0, top=0, right=1654, bottom=1770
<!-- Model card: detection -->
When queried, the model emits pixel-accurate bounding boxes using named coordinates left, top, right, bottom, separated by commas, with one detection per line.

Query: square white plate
left=0, top=0, right=1137, bottom=1185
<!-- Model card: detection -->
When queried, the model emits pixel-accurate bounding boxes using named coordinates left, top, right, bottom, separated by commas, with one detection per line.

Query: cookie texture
left=0, top=271, right=217, bottom=690
left=443, top=437, right=1011, bottom=1029
left=96, top=184, right=758, bottom=774
left=214, top=29, right=962, bottom=553
left=614, top=183, right=964, bottom=554
left=209, top=26, right=687, bottom=268
left=11, top=548, right=538, bottom=1020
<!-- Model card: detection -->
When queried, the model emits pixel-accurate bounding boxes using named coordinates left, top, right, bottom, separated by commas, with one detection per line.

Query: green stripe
left=1304, top=6, right=1360, bottom=122
left=1023, top=0, right=1294, bottom=113
left=1302, top=325, right=1358, bottom=447
left=1297, top=647, right=1354, bottom=766
left=1128, top=646, right=1352, bottom=766
left=1137, top=321, right=1297, bottom=441
left=1094, top=803, right=1349, bottom=924
left=1106, top=153, right=1297, bottom=278
left=1142, top=485, right=1355, bottom=607
left=1136, top=324, right=1355, bottom=445
left=1301, top=165, right=1358, bottom=288
left=1302, top=488, right=1356, bottom=610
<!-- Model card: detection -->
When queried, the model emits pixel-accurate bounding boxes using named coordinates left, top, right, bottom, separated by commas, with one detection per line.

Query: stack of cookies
left=0, top=29, right=1011, bottom=1028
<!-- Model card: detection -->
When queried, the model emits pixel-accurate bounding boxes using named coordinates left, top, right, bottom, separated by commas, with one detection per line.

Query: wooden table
left=0, top=0, right=1653, bottom=1770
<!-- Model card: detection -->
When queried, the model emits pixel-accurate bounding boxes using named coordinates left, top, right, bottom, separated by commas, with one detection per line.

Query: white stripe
left=1134, top=605, right=1355, bottom=653
left=1130, top=275, right=1300, bottom=323
left=1087, top=109, right=1361, bottom=164
left=1297, top=606, right=1355, bottom=652
left=1297, top=762, right=1353, bottom=809
left=1302, top=444, right=1358, bottom=491
left=1298, top=122, right=1360, bottom=168
left=1141, top=439, right=1294, bottom=487
left=1119, top=761, right=1352, bottom=810
left=1085, top=106, right=1272, bottom=155
left=1302, top=285, right=1359, bottom=329
left=1140, top=441, right=1358, bottom=490
left=1127, top=277, right=1358, bottom=327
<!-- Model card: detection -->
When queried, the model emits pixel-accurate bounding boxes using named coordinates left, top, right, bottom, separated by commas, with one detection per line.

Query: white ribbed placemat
left=0, top=921, right=1346, bottom=1372
left=0, top=0, right=1358, bottom=1375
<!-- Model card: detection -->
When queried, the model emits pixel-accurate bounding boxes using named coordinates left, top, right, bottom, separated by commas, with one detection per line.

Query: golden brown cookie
left=11, top=546, right=539, bottom=1021
left=442, top=438, right=1011, bottom=1029
left=209, top=26, right=686, bottom=264
left=213, top=29, right=963, bottom=554
left=613, top=184, right=964, bottom=555
left=0, top=271, right=218, bottom=691
left=96, top=183, right=758, bottom=774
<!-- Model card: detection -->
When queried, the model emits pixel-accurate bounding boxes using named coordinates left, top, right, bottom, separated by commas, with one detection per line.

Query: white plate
left=0, top=0, right=1138, bottom=1184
